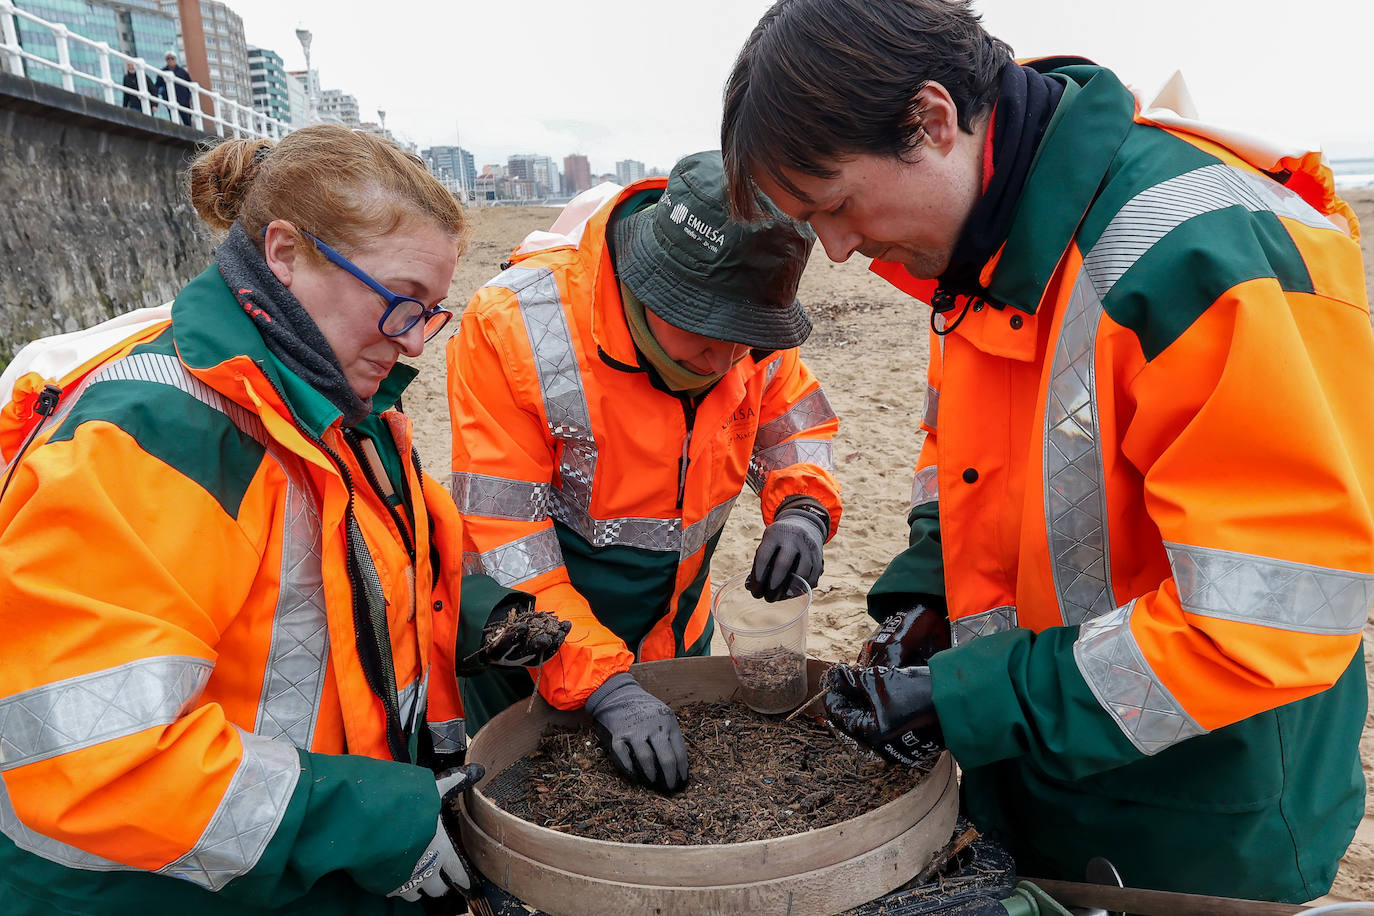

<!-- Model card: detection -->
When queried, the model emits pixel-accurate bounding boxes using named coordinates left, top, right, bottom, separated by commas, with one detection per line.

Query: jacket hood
left=505, top=177, right=670, bottom=369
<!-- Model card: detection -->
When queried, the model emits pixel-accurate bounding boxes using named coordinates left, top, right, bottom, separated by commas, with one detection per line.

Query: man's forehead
left=753, top=169, right=832, bottom=222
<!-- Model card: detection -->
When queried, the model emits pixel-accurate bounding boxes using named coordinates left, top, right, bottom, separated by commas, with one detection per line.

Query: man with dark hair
left=721, top=0, right=1374, bottom=903
left=447, top=151, right=842, bottom=793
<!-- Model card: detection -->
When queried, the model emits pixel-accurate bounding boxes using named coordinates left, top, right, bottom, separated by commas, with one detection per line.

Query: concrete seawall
left=1, top=72, right=217, bottom=369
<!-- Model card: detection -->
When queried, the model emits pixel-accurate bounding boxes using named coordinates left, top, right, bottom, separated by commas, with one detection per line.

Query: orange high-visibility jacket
left=869, top=62, right=1373, bottom=899
left=0, top=266, right=498, bottom=914
left=447, top=180, right=842, bottom=718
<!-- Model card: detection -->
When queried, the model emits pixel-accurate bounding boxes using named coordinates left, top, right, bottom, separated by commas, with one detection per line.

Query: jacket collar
left=984, top=64, right=1135, bottom=313
left=171, top=263, right=416, bottom=437
left=870, top=64, right=1137, bottom=315
left=592, top=181, right=666, bottom=368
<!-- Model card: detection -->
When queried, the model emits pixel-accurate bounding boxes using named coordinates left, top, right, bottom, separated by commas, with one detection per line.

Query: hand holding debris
left=821, top=664, right=943, bottom=767
left=476, top=602, right=572, bottom=669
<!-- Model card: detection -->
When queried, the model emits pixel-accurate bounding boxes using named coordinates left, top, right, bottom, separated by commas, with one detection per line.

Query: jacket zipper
left=676, top=395, right=697, bottom=510
left=258, top=373, right=410, bottom=763
left=343, top=427, right=416, bottom=564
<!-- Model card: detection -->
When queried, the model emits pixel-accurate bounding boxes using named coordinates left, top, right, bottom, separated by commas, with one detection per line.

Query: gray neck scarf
left=215, top=223, right=371, bottom=426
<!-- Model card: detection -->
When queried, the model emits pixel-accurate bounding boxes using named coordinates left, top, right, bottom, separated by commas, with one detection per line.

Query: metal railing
left=0, top=0, right=288, bottom=141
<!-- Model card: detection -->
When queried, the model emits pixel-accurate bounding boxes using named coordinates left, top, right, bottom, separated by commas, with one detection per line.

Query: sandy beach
left=403, top=188, right=1374, bottom=901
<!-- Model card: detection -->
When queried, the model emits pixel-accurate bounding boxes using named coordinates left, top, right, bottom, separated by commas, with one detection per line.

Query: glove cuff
left=483, top=591, right=536, bottom=629
left=869, top=592, right=948, bottom=623
left=776, top=499, right=830, bottom=540
left=584, top=671, right=637, bottom=715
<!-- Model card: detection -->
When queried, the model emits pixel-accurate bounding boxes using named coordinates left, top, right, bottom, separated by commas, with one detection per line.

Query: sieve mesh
left=478, top=757, right=543, bottom=820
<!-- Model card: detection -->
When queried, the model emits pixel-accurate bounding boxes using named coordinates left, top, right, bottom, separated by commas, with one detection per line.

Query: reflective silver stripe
left=1167, top=540, right=1374, bottom=635
left=0, top=656, right=212, bottom=770
left=499, top=267, right=599, bottom=512
left=254, top=464, right=328, bottom=749
left=451, top=471, right=551, bottom=521
left=101, top=354, right=329, bottom=751
left=2, top=354, right=302, bottom=882
left=462, top=528, right=564, bottom=587
left=1044, top=164, right=1343, bottom=629
left=1083, top=164, right=1343, bottom=298
left=1043, top=269, right=1115, bottom=626
left=747, top=439, right=834, bottom=492
left=763, top=355, right=783, bottom=387
left=4, top=351, right=269, bottom=479
left=550, top=488, right=680, bottom=551
left=428, top=718, right=467, bottom=756
left=158, top=727, right=299, bottom=890
left=99, top=352, right=269, bottom=444
left=950, top=606, right=1018, bottom=647
left=682, top=496, right=739, bottom=558
left=921, top=385, right=939, bottom=431
left=497, top=266, right=738, bottom=558
left=397, top=673, right=426, bottom=736
left=1073, top=600, right=1207, bottom=755
left=753, top=389, right=838, bottom=451
left=548, top=489, right=738, bottom=558
left=910, top=465, right=939, bottom=510
left=0, top=726, right=299, bottom=885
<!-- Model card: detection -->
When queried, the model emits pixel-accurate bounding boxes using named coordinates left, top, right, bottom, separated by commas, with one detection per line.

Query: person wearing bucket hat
left=446, top=150, right=843, bottom=791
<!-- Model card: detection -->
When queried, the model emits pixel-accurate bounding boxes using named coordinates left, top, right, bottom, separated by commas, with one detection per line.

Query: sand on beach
left=403, top=189, right=1374, bottom=902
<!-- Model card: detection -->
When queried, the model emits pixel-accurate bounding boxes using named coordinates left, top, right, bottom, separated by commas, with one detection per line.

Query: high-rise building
left=157, top=0, right=251, bottom=109
left=247, top=46, right=290, bottom=125
left=12, top=0, right=177, bottom=99
left=532, top=156, right=561, bottom=197
left=285, top=68, right=318, bottom=124
left=508, top=153, right=560, bottom=198
left=423, top=146, right=476, bottom=195
left=285, top=69, right=308, bottom=129
left=563, top=154, right=591, bottom=196
left=319, top=88, right=360, bottom=127
left=615, top=159, right=647, bottom=186
left=505, top=154, right=534, bottom=183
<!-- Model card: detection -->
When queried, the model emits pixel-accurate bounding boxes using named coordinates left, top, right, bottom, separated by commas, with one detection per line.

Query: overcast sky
left=225, top=0, right=1374, bottom=173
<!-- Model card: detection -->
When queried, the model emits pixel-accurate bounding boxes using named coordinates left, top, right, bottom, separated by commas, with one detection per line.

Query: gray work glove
left=387, top=764, right=485, bottom=902
left=584, top=672, right=689, bottom=793
left=748, top=506, right=828, bottom=601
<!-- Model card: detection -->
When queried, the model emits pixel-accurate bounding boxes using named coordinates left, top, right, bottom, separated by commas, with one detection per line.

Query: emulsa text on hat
left=667, top=198, right=725, bottom=254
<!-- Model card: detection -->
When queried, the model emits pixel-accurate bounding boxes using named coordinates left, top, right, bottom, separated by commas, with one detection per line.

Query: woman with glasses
left=0, top=123, right=566, bottom=915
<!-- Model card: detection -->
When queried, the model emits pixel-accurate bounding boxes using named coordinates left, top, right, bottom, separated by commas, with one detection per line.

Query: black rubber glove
left=584, top=672, right=689, bottom=793
left=388, top=764, right=485, bottom=902
left=748, top=506, right=828, bottom=601
left=856, top=599, right=951, bottom=669
left=474, top=598, right=572, bottom=668
left=821, top=664, right=943, bottom=767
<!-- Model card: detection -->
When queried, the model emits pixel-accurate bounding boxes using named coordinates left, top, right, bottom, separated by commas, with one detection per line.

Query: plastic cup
left=710, top=571, right=811, bottom=714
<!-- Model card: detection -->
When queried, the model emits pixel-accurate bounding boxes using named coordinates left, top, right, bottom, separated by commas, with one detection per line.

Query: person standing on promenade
left=121, top=61, right=145, bottom=111
left=446, top=151, right=842, bottom=792
left=0, top=123, right=566, bottom=915
left=158, top=51, right=193, bottom=125
left=721, top=0, right=1374, bottom=902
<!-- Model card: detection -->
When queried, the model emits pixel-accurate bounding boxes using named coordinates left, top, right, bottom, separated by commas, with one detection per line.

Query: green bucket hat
left=611, top=150, right=816, bottom=350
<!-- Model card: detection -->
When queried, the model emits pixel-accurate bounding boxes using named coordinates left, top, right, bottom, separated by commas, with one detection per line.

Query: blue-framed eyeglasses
left=302, top=231, right=452, bottom=342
